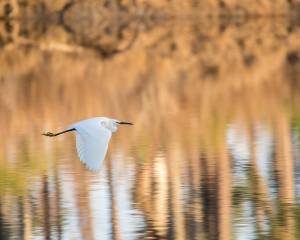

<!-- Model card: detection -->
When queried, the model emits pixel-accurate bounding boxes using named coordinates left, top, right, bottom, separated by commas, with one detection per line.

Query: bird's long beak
left=118, top=121, right=133, bottom=125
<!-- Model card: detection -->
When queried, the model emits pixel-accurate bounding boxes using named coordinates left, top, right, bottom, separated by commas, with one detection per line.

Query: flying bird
left=42, top=117, right=133, bottom=171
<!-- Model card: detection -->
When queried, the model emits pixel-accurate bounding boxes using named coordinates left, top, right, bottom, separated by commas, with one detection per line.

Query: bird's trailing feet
left=42, top=132, right=57, bottom=137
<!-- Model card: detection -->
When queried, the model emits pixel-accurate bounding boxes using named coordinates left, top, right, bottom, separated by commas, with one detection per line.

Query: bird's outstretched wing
left=71, top=119, right=112, bottom=171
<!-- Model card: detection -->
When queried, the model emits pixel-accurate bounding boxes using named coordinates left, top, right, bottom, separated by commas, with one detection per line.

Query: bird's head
left=101, top=118, right=133, bottom=132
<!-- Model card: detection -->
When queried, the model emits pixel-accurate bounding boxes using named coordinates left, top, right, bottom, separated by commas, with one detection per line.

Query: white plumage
left=43, top=117, right=133, bottom=171
left=71, top=118, right=112, bottom=171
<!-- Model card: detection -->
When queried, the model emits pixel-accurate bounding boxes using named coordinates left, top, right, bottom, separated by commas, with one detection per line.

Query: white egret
left=42, top=117, right=133, bottom=171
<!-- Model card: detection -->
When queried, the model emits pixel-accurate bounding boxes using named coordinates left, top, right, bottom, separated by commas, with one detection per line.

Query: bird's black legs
left=42, top=128, right=76, bottom=137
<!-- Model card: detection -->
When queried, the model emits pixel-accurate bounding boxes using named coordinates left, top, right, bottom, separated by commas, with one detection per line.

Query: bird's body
left=43, top=117, right=133, bottom=171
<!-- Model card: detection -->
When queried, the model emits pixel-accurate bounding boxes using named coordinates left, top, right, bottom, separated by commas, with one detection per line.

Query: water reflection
left=1, top=8, right=300, bottom=240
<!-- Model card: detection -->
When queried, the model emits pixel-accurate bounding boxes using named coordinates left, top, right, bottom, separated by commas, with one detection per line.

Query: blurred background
left=1, top=0, right=300, bottom=239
